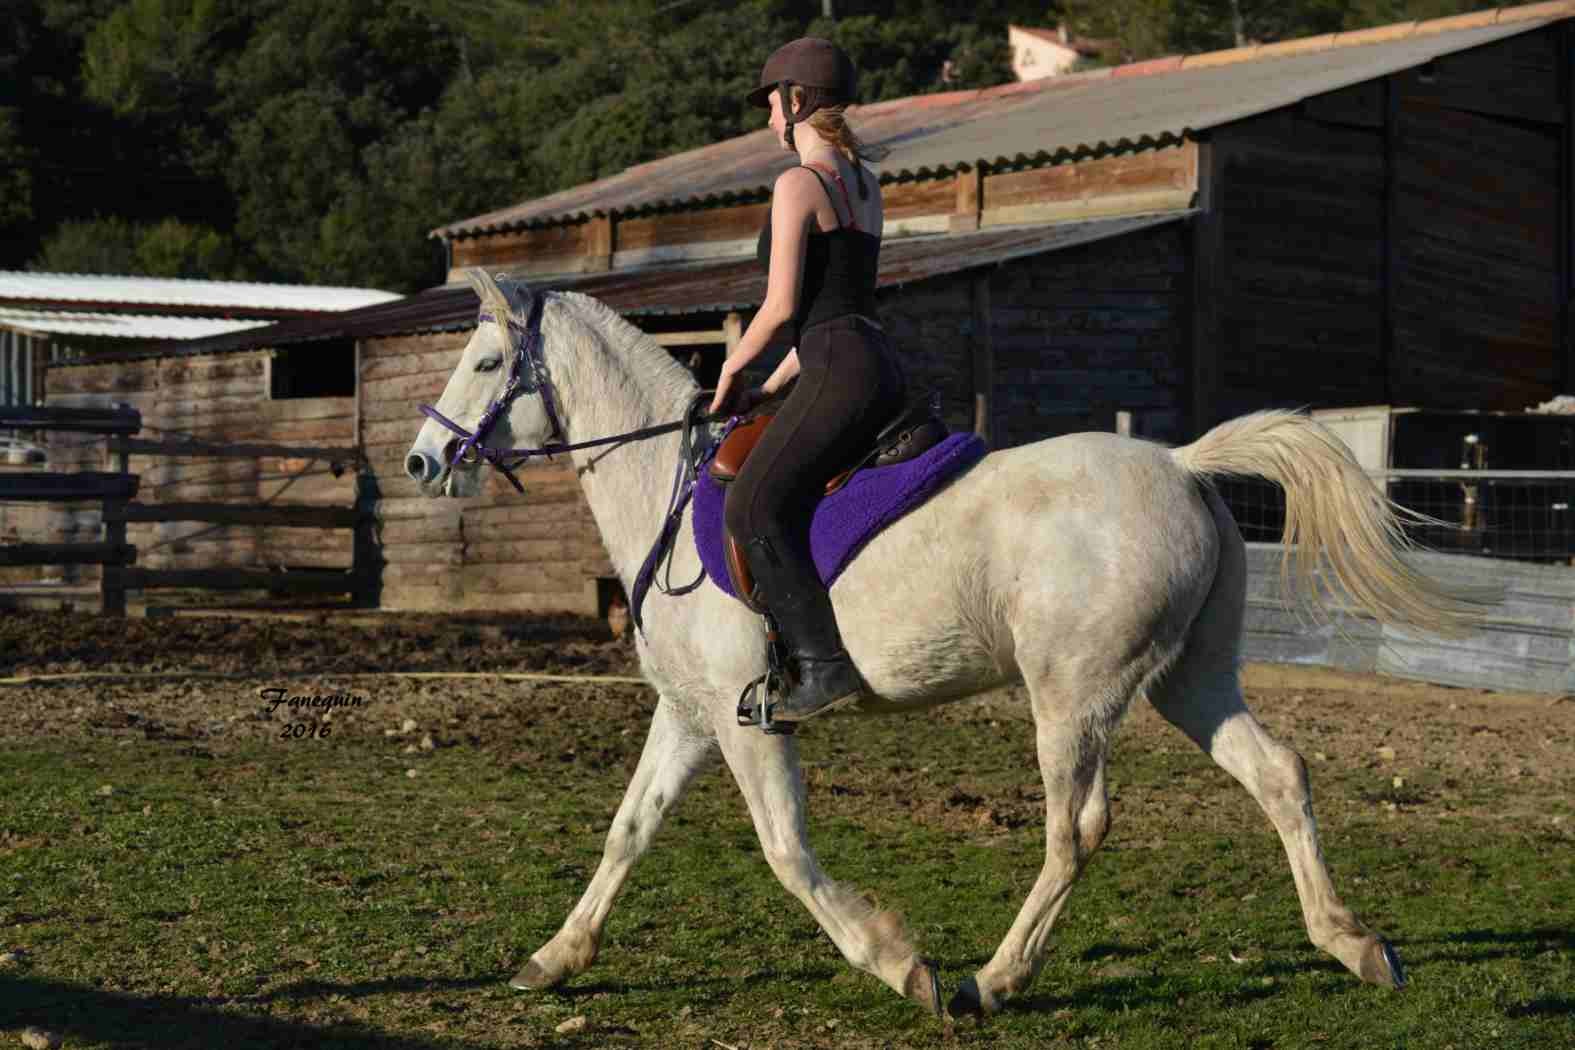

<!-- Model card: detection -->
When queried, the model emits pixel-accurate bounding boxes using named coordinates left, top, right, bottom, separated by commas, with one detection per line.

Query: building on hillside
left=1008, top=23, right=1108, bottom=80
left=42, top=1, right=1575, bottom=615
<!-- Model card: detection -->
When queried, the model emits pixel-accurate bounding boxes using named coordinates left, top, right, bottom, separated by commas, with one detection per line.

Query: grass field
left=1, top=614, right=1571, bottom=1049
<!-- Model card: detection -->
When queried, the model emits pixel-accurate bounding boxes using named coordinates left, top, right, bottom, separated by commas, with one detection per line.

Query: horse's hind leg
left=715, top=716, right=945, bottom=1018
left=1146, top=496, right=1405, bottom=989
left=948, top=685, right=1117, bottom=1018
left=511, top=696, right=716, bottom=990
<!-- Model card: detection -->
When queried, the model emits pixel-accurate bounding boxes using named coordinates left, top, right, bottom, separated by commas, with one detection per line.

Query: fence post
left=351, top=469, right=381, bottom=608
left=100, top=402, right=134, bottom=616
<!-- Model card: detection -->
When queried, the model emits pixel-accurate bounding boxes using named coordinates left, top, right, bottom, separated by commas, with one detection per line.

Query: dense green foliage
left=0, top=0, right=1507, bottom=292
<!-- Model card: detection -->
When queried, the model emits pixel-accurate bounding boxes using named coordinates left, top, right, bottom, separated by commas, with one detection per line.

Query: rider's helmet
left=747, top=37, right=858, bottom=149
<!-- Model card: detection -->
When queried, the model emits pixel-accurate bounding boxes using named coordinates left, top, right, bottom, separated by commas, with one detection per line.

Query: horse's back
left=833, top=430, right=1221, bottom=704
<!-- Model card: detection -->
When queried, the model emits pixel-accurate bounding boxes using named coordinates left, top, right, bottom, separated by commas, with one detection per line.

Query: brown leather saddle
left=708, top=396, right=949, bottom=612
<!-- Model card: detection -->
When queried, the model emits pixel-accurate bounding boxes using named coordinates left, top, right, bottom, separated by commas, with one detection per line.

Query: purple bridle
left=417, top=294, right=567, bottom=493
left=417, top=291, right=709, bottom=495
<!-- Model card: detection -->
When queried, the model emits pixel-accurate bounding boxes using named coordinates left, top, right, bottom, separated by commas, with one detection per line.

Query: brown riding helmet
left=747, top=37, right=858, bottom=138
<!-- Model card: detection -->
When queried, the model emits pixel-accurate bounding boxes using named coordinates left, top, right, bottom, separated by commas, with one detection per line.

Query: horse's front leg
left=512, top=695, right=716, bottom=990
left=715, top=716, right=945, bottom=1018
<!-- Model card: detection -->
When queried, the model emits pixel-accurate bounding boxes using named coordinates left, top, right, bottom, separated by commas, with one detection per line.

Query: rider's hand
left=709, top=375, right=770, bottom=418
left=708, top=371, right=738, bottom=417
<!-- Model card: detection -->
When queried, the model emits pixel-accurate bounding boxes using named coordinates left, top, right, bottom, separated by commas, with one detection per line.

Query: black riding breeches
left=723, top=315, right=908, bottom=608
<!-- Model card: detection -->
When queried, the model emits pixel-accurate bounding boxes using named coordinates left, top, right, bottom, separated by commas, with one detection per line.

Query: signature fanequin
left=260, top=686, right=367, bottom=740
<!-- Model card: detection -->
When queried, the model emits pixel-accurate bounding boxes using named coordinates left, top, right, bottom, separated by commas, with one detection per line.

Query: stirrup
left=735, top=614, right=797, bottom=735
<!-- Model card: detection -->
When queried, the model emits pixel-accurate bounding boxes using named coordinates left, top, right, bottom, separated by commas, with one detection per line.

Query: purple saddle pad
left=692, top=431, right=986, bottom=600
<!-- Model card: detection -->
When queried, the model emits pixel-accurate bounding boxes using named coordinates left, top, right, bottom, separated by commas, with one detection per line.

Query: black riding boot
left=743, top=536, right=865, bottom=722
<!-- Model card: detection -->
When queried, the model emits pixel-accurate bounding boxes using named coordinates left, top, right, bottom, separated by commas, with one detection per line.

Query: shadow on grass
left=1505, top=998, right=1574, bottom=1019
left=1406, top=927, right=1573, bottom=950
left=2, top=973, right=497, bottom=1049
left=1006, top=973, right=1283, bottom=1016
left=1400, top=926, right=1574, bottom=967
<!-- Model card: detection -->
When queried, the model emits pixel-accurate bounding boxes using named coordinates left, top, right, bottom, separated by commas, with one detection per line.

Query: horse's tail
left=1170, top=409, right=1489, bottom=637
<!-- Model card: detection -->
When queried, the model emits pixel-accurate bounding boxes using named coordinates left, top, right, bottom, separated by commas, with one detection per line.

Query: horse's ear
left=495, top=273, right=536, bottom=324
left=464, top=267, right=503, bottom=308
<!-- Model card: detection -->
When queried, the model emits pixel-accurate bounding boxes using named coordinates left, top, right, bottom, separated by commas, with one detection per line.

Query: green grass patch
left=2, top=713, right=1571, bottom=1049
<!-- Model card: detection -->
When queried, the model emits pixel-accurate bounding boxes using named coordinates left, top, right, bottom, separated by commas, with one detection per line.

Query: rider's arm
left=722, top=169, right=817, bottom=375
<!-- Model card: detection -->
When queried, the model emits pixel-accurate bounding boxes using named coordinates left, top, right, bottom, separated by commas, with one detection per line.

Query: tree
left=1059, top=0, right=1176, bottom=64
left=33, top=216, right=238, bottom=277
left=1340, top=0, right=1498, bottom=28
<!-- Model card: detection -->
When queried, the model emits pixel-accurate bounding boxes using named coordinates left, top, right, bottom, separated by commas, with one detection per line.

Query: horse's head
left=405, top=269, right=565, bottom=498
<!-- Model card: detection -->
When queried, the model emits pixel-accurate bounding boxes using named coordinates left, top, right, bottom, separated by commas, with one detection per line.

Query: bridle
left=417, top=293, right=719, bottom=632
left=418, top=294, right=698, bottom=494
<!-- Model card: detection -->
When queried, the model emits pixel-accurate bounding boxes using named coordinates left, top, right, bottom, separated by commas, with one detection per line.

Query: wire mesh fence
left=1216, top=471, right=1575, bottom=563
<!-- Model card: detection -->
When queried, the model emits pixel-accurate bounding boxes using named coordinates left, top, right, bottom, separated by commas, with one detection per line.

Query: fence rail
left=0, top=404, right=376, bottom=614
left=106, top=502, right=362, bottom=528
left=1218, top=469, right=1575, bottom=563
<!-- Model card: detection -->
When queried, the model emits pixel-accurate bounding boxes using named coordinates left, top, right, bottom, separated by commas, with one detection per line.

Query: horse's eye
left=475, top=356, right=503, bottom=373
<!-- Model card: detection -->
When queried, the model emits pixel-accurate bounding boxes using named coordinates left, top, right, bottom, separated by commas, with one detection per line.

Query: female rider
left=709, top=37, right=907, bottom=723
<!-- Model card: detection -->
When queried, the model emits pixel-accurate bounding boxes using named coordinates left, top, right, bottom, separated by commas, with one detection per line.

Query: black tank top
left=756, top=163, right=880, bottom=333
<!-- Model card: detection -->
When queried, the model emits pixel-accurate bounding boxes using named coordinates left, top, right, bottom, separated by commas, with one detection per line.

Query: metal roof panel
left=436, top=12, right=1557, bottom=236
left=0, top=308, right=271, bottom=341
left=0, top=271, right=401, bottom=313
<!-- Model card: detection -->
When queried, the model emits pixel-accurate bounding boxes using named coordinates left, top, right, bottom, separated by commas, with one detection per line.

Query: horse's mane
left=549, top=289, right=699, bottom=407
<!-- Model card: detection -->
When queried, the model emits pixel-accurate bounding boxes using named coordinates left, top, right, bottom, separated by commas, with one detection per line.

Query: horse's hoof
left=945, top=975, right=991, bottom=1020
left=903, top=958, right=946, bottom=1020
left=509, top=958, right=559, bottom=991
left=1358, top=937, right=1407, bottom=990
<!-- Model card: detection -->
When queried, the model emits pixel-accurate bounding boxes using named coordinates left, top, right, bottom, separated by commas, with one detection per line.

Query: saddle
left=708, top=396, right=949, bottom=612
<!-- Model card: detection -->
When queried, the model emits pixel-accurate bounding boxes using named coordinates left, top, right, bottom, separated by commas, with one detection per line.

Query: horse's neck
left=557, top=308, right=698, bottom=590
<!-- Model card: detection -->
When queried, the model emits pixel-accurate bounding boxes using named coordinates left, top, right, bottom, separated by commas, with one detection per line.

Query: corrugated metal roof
left=436, top=5, right=1564, bottom=237
left=0, top=308, right=270, bottom=341
left=0, top=271, right=401, bottom=314
left=71, top=211, right=1191, bottom=364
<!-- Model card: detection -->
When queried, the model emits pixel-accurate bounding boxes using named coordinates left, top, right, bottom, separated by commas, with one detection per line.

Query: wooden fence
left=1242, top=543, right=1574, bottom=696
left=0, top=405, right=375, bottom=615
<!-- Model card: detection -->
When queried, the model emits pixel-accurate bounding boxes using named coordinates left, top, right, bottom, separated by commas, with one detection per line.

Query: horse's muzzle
left=405, top=449, right=443, bottom=484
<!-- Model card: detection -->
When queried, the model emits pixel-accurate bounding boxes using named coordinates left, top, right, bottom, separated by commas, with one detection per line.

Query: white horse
left=404, top=269, right=1478, bottom=1019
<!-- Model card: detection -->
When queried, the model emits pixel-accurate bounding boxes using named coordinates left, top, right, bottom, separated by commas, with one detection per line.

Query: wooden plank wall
left=1242, top=543, right=1575, bottom=695
left=1388, top=29, right=1563, bottom=409
left=358, top=330, right=609, bottom=614
left=37, top=358, right=160, bottom=583
left=42, top=354, right=356, bottom=578
left=1211, top=102, right=1388, bottom=428
left=450, top=146, right=1198, bottom=279
left=980, top=221, right=1188, bottom=447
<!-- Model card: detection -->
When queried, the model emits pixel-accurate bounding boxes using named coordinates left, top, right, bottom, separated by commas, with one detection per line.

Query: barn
left=2, top=273, right=396, bottom=593
left=41, top=2, right=1575, bottom=616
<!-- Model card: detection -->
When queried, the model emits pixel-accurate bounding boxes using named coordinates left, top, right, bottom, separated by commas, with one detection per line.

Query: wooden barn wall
left=358, top=330, right=610, bottom=614
left=1387, top=28, right=1563, bottom=409
left=1209, top=104, right=1387, bottom=428
left=979, top=222, right=1187, bottom=448
left=1204, top=27, right=1568, bottom=426
left=41, top=354, right=356, bottom=581
left=449, top=146, right=1197, bottom=279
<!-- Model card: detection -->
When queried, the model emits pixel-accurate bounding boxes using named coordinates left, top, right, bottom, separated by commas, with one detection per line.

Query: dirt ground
left=2, top=609, right=1571, bottom=834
